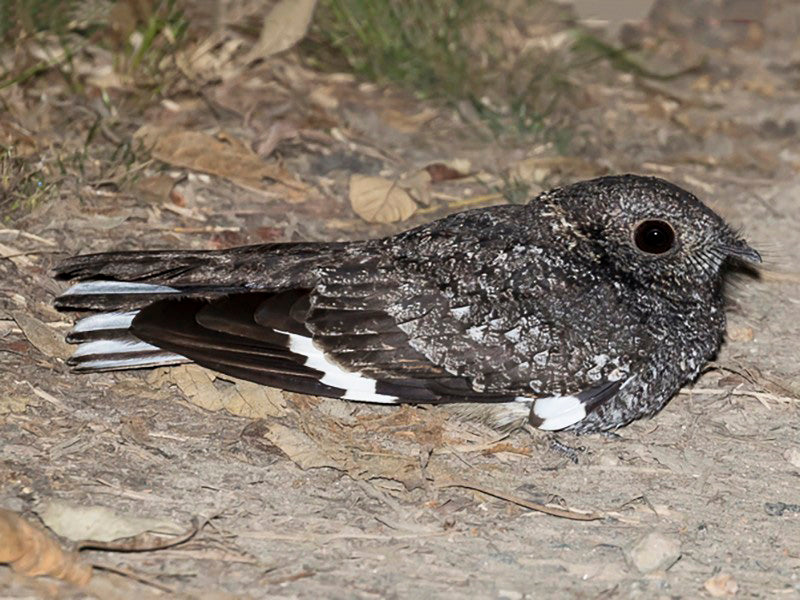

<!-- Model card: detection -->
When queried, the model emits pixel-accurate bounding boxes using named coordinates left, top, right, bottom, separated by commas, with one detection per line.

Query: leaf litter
left=0, top=509, right=92, bottom=586
left=1, top=0, right=799, bottom=597
left=37, top=500, right=184, bottom=543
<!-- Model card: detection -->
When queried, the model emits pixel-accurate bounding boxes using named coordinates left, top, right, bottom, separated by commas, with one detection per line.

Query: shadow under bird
left=53, top=175, right=760, bottom=434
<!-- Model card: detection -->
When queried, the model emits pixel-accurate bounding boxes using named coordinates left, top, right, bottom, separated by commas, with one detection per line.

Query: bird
left=52, top=174, right=760, bottom=434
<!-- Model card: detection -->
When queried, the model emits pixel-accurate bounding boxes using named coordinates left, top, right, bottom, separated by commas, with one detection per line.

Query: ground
left=1, top=1, right=799, bottom=598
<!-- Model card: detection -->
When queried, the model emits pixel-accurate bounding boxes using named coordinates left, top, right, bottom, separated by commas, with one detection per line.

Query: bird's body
left=54, top=175, right=760, bottom=433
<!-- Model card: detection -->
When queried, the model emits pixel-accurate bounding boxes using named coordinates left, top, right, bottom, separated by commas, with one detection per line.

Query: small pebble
left=704, top=573, right=738, bottom=597
left=727, top=325, right=754, bottom=342
left=595, top=452, right=620, bottom=467
left=764, top=502, right=800, bottom=517
left=783, top=448, right=800, bottom=469
left=627, top=532, right=681, bottom=573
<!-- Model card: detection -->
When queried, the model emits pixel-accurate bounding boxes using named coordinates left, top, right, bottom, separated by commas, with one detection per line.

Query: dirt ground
left=1, top=1, right=799, bottom=598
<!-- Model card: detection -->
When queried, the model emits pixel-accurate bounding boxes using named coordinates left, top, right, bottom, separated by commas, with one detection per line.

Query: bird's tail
left=53, top=241, right=351, bottom=370
left=53, top=242, right=350, bottom=310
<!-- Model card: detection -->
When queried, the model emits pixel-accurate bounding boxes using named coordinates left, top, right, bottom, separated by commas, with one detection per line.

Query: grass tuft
left=307, top=0, right=486, bottom=100
left=304, top=0, right=575, bottom=141
left=0, top=146, right=57, bottom=223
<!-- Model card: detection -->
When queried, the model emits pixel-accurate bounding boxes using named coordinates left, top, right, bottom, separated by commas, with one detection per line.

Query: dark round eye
left=634, top=220, right=675, bottom=254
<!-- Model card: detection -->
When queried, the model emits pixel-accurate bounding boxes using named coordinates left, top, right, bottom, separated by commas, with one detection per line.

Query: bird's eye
left=633, top=220, right=675, bottom=255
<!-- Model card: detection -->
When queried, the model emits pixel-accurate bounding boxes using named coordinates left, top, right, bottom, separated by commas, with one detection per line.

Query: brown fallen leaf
left=245, top=0, right=319, bottom=61
left=159, top=364, right=287, bottom=419
left=0, top=241, right=34, bottom=267
left=222, top=378, right=287, bottom=419
left=398, top=169, right=433, bottom=206
left=163, top=364, right=225, bottom=412
left=425, top=159, right=472, bottom=183
left=380, top=107, right=438, bottom=133
left=264, top=423, right=426, bottom=489
left=349, top=174, right=418, bottom=224
left=0, top=393, right=35, bottom=415
left=508, top=155, right=601, bottom=183
left=265, top=423, right=349, bottom=470
left=135, top=174, right=178, bottom=203
left=135, top=126, right=305, bottom=193
left=0, top=508, right=91, bottom=586
left=10, top=311, right=72, bottom=360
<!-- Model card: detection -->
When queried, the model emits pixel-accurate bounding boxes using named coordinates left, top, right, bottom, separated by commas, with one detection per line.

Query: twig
left=25, top=382, right=67, bottom=409
left=0, top=229, right=57, bottom=245
left=90, top=563, right=175, bottom=593
left=437, top=480, right=603, bottom=521
left=76, top=515, right=210, bottom=552
left=417, top=192, right=504, bottom=214
left=0, top=250, right=62, bottom=259
left=264, top=569, right=315, bottom=586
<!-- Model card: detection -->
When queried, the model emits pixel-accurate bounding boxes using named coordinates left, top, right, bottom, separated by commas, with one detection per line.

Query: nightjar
left=54, top=175, right=760, bottom=434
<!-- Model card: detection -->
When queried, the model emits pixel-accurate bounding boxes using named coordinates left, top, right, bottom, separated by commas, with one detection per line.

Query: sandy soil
left=1, top=1, right=799, bottom=598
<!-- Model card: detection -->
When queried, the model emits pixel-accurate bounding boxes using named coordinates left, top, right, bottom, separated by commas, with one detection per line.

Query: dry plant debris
left=348, top=174, right=418, bottom=223
left=135, top=126, right=306, bottom=194
left=246, top=0, right=320, bottom=62
left=0, top=508, right=92, bottom=586
left=37, top=500, right=185, bottom=543
left=1, top=0, right=799, bottom=597
left=150, top=364, right=287, bottom=419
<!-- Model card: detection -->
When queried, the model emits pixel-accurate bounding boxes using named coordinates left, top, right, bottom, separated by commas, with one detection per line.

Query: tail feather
left=55, top=280, right=185, bottom=311
left=53, top=249, right=224, bottom=282
left=64, top=305, right=189, bottom=370
left=54, top=242, right=351, bottom=288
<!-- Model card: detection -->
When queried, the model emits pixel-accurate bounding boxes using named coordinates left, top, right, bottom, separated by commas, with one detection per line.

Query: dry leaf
left=38, top=500, right=184, bottom=543
left=380, top=107, right=438, bottom=133
left=398, top=170, right=433, bottom=206
left=424, top=159, right=472, bottom=183
left=167, top=364, right=224, bottom=412
left=0, top=241, right=33, bottom=267
left=264, top=423, right=425, bottom=489
left=0, top=394, right=34, bottom=415
left=219, top=379, right=287, bottom=419
left=245, top=0, right=318, bottom=61
left=349, top=175, right=417, bottom=223
left=162, top=365, right=287, bottom=418
left=508, top=156, right=600, bottom=184
left=0, top=509, right=91, bottom=586
left=265, top=423, right=349, bottom=470
left=135, top=127, right=305, bottom=193
left=135, top=174, right=177, bottom=203
left=11, top=311, right=72, bottom=360
left=176, top=35, right=244, bottom=83
left=254, top=120, right=300, bottom=158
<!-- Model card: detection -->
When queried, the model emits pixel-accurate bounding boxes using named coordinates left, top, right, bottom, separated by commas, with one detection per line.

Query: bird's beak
left=724, top=238, right=761, bottom=264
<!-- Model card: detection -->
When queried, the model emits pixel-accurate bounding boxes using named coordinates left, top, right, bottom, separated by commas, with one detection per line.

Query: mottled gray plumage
left=54, top=175, right=760, bottom=433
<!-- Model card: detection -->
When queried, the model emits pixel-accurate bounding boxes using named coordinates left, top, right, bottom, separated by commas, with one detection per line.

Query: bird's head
left=542, top=174, right=760, bottom=297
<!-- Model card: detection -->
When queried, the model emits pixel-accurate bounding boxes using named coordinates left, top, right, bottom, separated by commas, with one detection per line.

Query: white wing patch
left=281, top=331, right=398, bottom=404
left=518, top=394, right=587, bottom=431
